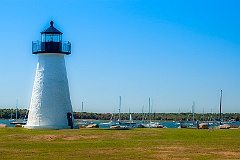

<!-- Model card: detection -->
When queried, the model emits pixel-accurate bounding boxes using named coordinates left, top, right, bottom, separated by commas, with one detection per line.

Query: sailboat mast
left=178, top=108, right=180, bottom=122
left=129, top=107, right=130, bottom=120
left=118, top=96, right=121, bottom=122
left=10, top=109, right=13, bottom=120
left=141, top=105, right=144, bottom=123
left=81, top=102, right=83, bottom=112
left=16, top=100, right=18, bottom=120
left=219, top=90, right=222, bottom=124
left=192, top=101, right=195, bottom=122
left=149, top=98, right=151, bottom=123
left=203, top=108, right=204, bottom=122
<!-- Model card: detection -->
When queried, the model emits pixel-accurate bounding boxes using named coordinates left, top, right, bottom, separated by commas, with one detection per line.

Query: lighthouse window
left=45, top=34, right=60, bottom=42
left=52, top=35, right=59, bottom=42
left=42, top=34, right=45, bottom=42
left=45, top=34, right=51, bottom=42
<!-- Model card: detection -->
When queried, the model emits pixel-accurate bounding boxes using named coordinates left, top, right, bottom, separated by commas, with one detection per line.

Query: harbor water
left=1, top=119, right=239, bottom=129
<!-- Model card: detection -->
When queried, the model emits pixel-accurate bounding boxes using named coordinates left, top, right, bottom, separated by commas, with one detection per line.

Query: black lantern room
left=32, top=21, right=71, bottom=55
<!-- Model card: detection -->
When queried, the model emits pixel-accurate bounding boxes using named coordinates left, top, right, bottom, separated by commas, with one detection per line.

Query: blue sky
left=0, top=0, right=239, bottom=113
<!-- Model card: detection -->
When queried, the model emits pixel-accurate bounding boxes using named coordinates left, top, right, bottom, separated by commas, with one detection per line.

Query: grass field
left=0, top=128, right=239, bottom=160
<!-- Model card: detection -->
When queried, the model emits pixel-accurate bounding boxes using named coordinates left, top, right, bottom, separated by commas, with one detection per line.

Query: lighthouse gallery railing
left=32, top=41, right=71, bottom=54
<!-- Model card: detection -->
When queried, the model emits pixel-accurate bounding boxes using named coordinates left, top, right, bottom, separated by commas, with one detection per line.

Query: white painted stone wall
left=24, top=53, right=73, bottom=129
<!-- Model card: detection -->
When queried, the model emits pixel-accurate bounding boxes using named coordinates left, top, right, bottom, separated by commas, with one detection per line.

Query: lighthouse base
left=22, top=125, right=72, bottom=130
left=26, top=53, right=74, bottom=130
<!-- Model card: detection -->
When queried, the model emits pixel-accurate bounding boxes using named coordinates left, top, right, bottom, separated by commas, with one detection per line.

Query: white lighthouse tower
left=23, top=21, right=74, bottom=129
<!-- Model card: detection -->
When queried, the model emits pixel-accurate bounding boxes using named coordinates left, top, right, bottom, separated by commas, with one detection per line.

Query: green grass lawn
left=0, top=128, right=239, bottom=160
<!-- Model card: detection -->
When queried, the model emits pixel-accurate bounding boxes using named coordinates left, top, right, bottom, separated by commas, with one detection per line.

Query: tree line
left=1, top=109, right=239, bottom=122
left=74, top=112, right=239, bottom=122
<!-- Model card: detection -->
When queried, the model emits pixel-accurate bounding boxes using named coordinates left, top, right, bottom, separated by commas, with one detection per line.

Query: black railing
left=32, top=41, right=71, bottom=55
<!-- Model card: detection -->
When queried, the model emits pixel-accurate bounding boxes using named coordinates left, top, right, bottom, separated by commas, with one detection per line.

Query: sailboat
left=9, top=109, right=15, bottom=122
left=110, top=96, right=131, bottom=129
left=120, top=108, right=136, bottom=128
left=187, top=102, right=198, bottom=128
left=179, top=102, right=198, bottom=128
left=138, top=98, right=164, bottom=128
left=218, top=90, right=231, bottom=129
left=101, top=113, right=118, bottom=126
left=9, top=100, right=18, bottom=123
left=10, top=100, right=27, bottom=125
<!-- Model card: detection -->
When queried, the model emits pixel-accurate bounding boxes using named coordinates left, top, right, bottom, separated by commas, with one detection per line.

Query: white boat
left=101, top=114, right=118, bottom=126
left=119, top=113, right=137, bottom=128
left=10, top=101, right=27, bottom=125
left=78, top=120, right=93, bottom=126
left=9, top=109, right=14, bottom=122
left=143, top=121, right=164, bottom=128
left=138, top=98, right=165, bottom=128
left=109, top=97, right=135, bottom=128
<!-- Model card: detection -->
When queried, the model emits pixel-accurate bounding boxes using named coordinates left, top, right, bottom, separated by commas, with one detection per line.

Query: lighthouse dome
left=32, top=21, right=71, bottom=55
left=41, top=21, right=63, bottom=34
left=41, top=21, right=62, bottom=43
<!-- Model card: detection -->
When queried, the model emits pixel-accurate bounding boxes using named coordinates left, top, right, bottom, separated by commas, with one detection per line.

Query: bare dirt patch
left=211, top=151, right=240, bottom=158
left=29, top=134, right=103, bottom=141
left=8, top=133, right=103, bottom=141
left=30, top=134, right=59, bottom=141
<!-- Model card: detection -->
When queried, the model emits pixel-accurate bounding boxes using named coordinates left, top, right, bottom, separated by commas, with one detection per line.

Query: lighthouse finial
left=50, top=21, right=54, bottom=27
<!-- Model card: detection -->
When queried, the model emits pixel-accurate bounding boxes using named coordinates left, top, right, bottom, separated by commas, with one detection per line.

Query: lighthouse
left=23, top=21, right=74, bottom=129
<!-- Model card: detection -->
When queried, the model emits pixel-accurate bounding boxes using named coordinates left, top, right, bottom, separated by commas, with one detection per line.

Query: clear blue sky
left=0, top=0, right=239, bottom=113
